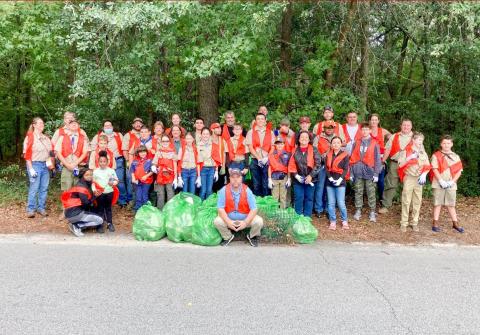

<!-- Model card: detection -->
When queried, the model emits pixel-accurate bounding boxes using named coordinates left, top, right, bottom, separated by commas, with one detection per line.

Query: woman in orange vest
left=177, top=132, right=200, bottom=195
left=268, top=137, right=291, bottom=209
left=61, top=168, right=103, bottom=237
left=151, top=135, right=178, bottom=209
left=130, top=145, right=154, bottom=211
left=325, top=136, right=350, bottom=230
left=89, top=135, right=116, bottom=170
left=23, top=117, right=54, bottom=218
left=369, top=114, right=392, bottom=202
left=151, top=121, right=165, bottom=154
left=288, top=130, right=322, bottom=217
left=197, top=127, right=218, bottom=200
left=397, top=132, right=431, bottom=232
left=430, top=135, right=464, bottom=233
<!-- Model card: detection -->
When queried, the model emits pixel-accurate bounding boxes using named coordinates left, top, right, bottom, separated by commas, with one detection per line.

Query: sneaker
left=400, top=225, right=407, bottom=233
left=328, top=222, right=336, bottom=230
left=220, top=234, right=234, bottom=246
left=432, top=226, right=441, bottom=233
left=68, top=223, right=84, bottom=237
left=378, top=207, right=389, bottom=214
left=452, top=225, right=465, bottom=233
left=107, top=223, right=115, bottom=232
left=96, top=224, right=105, bottom=234
left=38, top=210, right=48, bottom=217
left=412, top=225, right=419, bottom=232
left=353, top=209, right=362, bottom=221
left=27, top=212, right=35, bottom=218
left=369, top=211, right=377, bottom=223
left=246, top=234, right=259, bottom=247
left=341, top=221, right=349, bottom=230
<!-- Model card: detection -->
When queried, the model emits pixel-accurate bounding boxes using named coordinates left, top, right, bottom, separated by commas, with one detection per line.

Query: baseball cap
left=132, top=117, right=143, bottom=124
left=210, top=123, right=221, bottom=131
left=324, top=120, right=336, bottom=128
left=323, top=105, right=334, bottom=112
left=229, top=168, right=242, bottom=176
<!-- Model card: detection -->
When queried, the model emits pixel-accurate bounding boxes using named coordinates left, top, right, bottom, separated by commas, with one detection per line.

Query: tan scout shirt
left=90, top=132, right=124, bottom=158
left=23, top=133, right=52, bottom=162
left=431, top=151, right=462, bottom=190
left=398, top=147, right=430, bottom=177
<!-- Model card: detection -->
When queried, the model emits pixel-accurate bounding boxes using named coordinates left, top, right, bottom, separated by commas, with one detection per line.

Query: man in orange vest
left=122, top=117, right=143, bottom=204
left=214, top=168, right=264, bottom=247
left=350, top=123, right=382, bottom=222
left=312, top=105, right=345, bottom=140
left=379, top=119, right=414, bottom=213
left=221, top=111, right=247, bottom=141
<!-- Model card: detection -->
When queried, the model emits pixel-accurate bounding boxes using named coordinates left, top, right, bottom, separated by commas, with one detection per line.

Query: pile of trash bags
left=132, top=192, right=319, bottom=245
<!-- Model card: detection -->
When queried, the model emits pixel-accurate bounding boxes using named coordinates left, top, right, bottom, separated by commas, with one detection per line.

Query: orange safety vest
left=127, top=130, right=141, bottom=152
left=226, top=136, right=246, bottom=161
left=133, top=158, right=154, bottom=184
left=211, top=139, right=225, bottom=167
left=315, top=121, right=341, bottom=137
left=94, top=148, right=115, bottom=169
left=222, top=124, right=232, bottom=141
left=316, top=136, right=331, bottom=155
left=61, top=185, right=92, bottom=209
left=388, top=132, right=412, bottom=160
left=429, top=151, right=463, bottom=182
left=155, top=147, right=176, bottom=185
left=288, top=145, right=314, bottom=174
left=178, top=142, right=200, bottom=173
left=370, top=127, right=385, bottom=154
left=24, top=131, right=53, bottom=161
left=224, top=183, right=250, bottom=215
left=92, top=181, right=119, bottom=205
left=61, top=132, right=87, bottom=162
left=349, top=138, right=377, bottom=168
left=397, top=143, right=431, bottom=182
left=342, top=124, right=361, bottom=143
left=326, top=150, right=350, bottom=180
left=280, top=131, right=296, bottom=153
left=252, top=127, right=272, bottom=153
left=268, top=150, right=289, bottom=174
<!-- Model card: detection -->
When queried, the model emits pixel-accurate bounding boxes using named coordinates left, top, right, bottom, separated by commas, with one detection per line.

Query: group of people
left=23, top=105, right=464, bottom=244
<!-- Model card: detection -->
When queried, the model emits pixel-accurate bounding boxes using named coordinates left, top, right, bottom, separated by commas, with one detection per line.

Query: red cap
left=324, top=120, right=336, bottom=128
left=210, top=123, right=221, bottom=131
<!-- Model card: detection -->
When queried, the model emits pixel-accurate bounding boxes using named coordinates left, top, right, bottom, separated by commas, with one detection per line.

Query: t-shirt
left=217, top=185, right=257, bottom=221
left=92, top=167, right=118, bottom=194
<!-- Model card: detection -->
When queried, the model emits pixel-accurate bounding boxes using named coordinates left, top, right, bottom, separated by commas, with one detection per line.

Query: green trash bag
left=132, top=202, right=166, bottom=241
left=163, top=192, right=201, bottom=243
left=192, top=208, right=222, bottom=246
left=292, top=215, right=318, bottom=244
left=202, top=193, right=218, bottom=208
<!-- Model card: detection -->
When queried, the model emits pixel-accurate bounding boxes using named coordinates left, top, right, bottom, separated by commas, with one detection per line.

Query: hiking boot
left=96, top=224, right=105, bottom=234
left=220, top=234, right=234, bottom=247
left=107, top=223, right=115, bottom=232
left=353, top=209, right=362, bottom=221
left=378, top=207, right=389, bottom=214
left=27, top=212, right=35, bottom=218
left=400, top=225, right=407, bottom=233
left=38, top=210, right=48, bottom=217
left=412, top=225, right=419, bottom=232
left=68, top=223, right=84, bottom=237
left=246, top=234, right=259, bottom=247
left=369, top=211, right=377, bottom=223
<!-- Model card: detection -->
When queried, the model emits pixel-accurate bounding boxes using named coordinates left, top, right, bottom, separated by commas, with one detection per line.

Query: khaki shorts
left=433, top=188, right=457, bottom=207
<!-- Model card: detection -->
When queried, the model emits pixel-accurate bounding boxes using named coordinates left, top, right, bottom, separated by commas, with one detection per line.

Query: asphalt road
left=1, top=235, right=479, bottom=335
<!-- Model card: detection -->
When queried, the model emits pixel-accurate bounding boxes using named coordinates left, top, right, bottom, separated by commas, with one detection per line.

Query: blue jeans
left=200, top=166, right=215, bottom=200
left=314, top=166, right=327, bottom=213
left=327, top=186, right=348, bottom=222
left=377, top=166, right=386, bottom=201
left=293, top=180, right=315, bottom=217
left=134, top=183, right=150, bottom=211
left=115, top=157, right=127, bottom=205
left=182, top=168, right=197, bottom=194
left=126, top=164, right=134, bottom=203
left=250, top=159, right=270, bottom=197
left=27, top=161, right=50, bottom=212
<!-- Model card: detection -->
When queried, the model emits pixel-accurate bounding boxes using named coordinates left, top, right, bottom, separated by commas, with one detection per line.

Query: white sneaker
left=369, top=211, right=377, bottom=223
left=353, top=209, right=362, bottom=221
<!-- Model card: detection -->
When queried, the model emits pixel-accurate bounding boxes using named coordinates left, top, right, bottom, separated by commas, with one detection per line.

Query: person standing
left=92, top=152, right=119, bottom=233
left=52, top=111, right=87, bottom=147
left=214, top=168, right=264, bottom=247
left=325, top=136, right=350, bottom=230
left=349, top=123, right=382, bottom=223
left=221, top=111, right=247, bottom=141
left=210, top=123, right=227, bottom=191
left=128, top=126, right=154, bottom=164
left=55, top=119, right=89, bottom=191
left=165, top=113, right=187, bottom=138
left=122, top=117, right=143, bottom=204
left=379, top=119, right=414, bottom=213
left=277, top=118, right=296, bottom=154
left=246, top=113, right=275, bottom=196
left=23, top=117, right=54, bottom=218
left=430, top=135, right=464, bottom=233
left=295, top=116, right=313, bottom=144
left=268, top=137, right=291, bottom=209
left=369, top=114, right=392, bottom=201
left=170, top=125, right=184, bottom=157
left=397, top=132, right=431, bottom=232
left=312, top=105, right=344, bottom=139
left=177, top=133, right=200, bottom=195
left=288, top=131, right=322, bottom=217
left=197, top=127, right=217, bottom=200
left=151, top=121, right=165, bottom=154
left=130, top=146, right=154, bottom=211
left=151, top=135, right=178, bottom=209
left=193, top=118, right=205, bottom=144
left=342, top=112, right=361, bottom=155
left=225, top=123, right=249, bottom=180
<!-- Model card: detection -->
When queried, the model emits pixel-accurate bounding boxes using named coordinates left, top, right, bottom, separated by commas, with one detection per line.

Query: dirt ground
left=0, top=196, right=478, bottom=245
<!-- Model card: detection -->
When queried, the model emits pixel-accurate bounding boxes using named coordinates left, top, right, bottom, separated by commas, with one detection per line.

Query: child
left=325, top=136, right=350, bottom=230
left=92, top=152, right=119, bottom=232
left=177, top=133, right=200, bottom=195
left=268, top=137, right=291, bottom=208
left=130, top=145, right=154, bottom=211
left=225, top=123, right=249, bottom=178
left=430, top=135, right=464, bottom=233
left=197, top=127, right=216, bottom=200
left=397, top=132, right=431, bottom=232
left=89, top=135, right=116, bottom=170
left=152, top=135, right=177, bottom=209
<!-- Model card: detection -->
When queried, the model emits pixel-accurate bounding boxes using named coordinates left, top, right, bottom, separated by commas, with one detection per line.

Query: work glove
left=214, top=170, right=219, bottom=182
left=151, top=165, right=158, bottom=174
left=268, top=178, right=273, bottom=189
left=350, top=174, right=355, bottom=183
left=285, top=178, right=291, bottom=188
left=295, top=174, right=304, bottom=184
left=446, top=180, right=455, bottom=188
left=172, top=179, right=178, bottom=190
left=417, top=172, right=428, bottom=185
left=328, top=177, right=335, bottom=183
left=372, top=175, right=379, bottom=183
left=28, top=168, right=38, bottom=178
left=438, top=179, right=449, bottom=189
left=177, top=176, right=184, bottom=188
left=334, top=177, right=343, bottom=187
left=195, top=176, right=202, bottom=188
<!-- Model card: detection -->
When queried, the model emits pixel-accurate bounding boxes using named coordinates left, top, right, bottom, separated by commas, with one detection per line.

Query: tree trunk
left=358, top=2, right=370, bottom=118
left=198, top=75, right=219, bottom=126
left=325, top=0, right=356, bottom=89
left=280, top=1, right=293, bottom=87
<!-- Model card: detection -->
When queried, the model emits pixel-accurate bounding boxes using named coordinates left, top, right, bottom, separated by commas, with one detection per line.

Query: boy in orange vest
left=350, top=123, right=382, bottom=222
left=130, top=145, right=154, bottom=211
left=430, top=135, right=464, bottom=233
left=268, top=137, right=291, bottom=208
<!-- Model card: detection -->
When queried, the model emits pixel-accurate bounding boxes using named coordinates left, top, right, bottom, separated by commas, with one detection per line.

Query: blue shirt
left=217, top=184, right=257, bottom=221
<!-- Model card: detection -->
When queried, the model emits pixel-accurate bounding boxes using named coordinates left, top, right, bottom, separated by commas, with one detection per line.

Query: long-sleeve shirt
left=350, top=138, right=383, bottom=179
left=326, top=151, right=350, bottom=187
left=291, top=146, right=322, bottom=182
